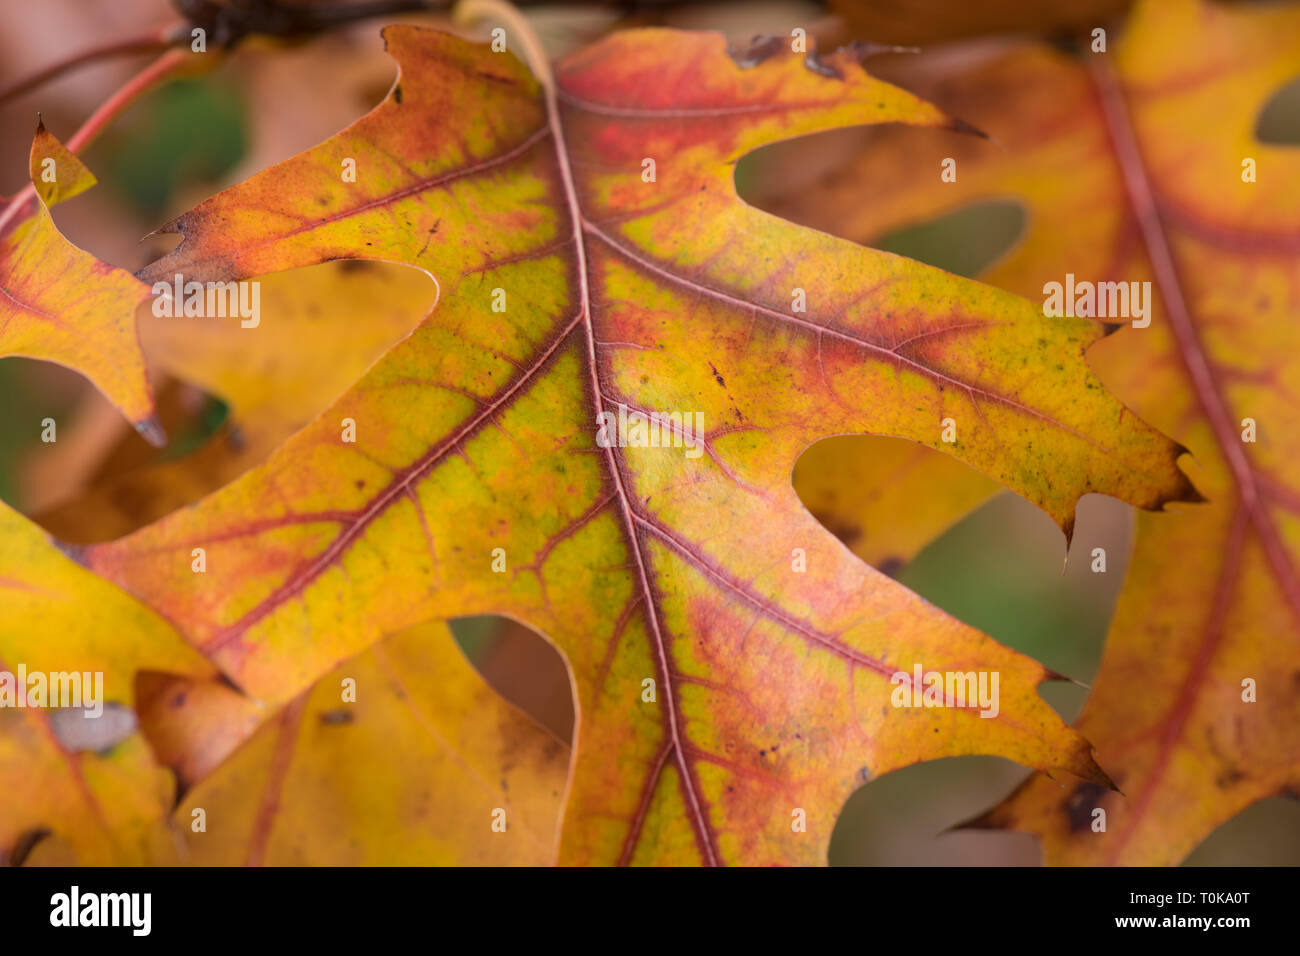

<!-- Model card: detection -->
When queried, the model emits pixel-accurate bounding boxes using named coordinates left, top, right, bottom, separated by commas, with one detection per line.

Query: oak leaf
left=82, top=26, right=1196, bottom=864
left=765, top=0, right=1300, bottom=864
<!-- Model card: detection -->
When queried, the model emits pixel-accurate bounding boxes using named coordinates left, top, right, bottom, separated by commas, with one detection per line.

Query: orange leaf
left=766, top=0, right=1300, bottom=864
left=83, top=26, right=1196, bottom=864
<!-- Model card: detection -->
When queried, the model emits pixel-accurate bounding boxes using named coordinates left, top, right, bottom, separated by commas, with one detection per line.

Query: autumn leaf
left=0, top=500, right=211, bottom=865
left=0, top=122, right=160, bottom=442
left=145, top=621, right=567, bottom=865
left=79, top=25, right=1197, bottom=865
left=765, top=0, right=1300, bottom=864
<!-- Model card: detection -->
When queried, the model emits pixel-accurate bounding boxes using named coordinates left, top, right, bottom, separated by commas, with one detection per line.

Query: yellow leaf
left=0, top=123, right=158, bottom=440
left=0, top=501, right=210, bottom=864
left=83, top=26, right=1197, bottom=864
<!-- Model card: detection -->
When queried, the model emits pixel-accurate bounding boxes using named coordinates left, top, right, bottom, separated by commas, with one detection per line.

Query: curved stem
left=66, top=46, right=192, bottom=153
left=0, top=48, right=194, bottom=238
left=0, top=22, right=186, bottom=106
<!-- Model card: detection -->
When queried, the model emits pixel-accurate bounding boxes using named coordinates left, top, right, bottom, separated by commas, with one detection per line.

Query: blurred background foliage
left=1, top=0, right=1296, bottom=865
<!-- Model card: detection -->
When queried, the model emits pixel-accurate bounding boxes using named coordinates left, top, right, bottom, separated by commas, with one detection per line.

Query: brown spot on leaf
left=811, top=510, right=862, bottom=548
left=1065, top=782, right=1109, bottom=833
left=876, top=555, right=905, bottom=578
left=1216, top=768, right=1246, bottom=788
left=318, top=708, right=354, bottom=726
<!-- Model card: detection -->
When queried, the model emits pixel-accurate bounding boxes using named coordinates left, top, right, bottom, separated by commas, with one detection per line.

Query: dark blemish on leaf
left=728, top=35, right=781, bottom=69
left=1065, top=782, right=1110, bottom=832
left=393, top=85, right=403, bottom=104
left=759, top=749, right=767, bottom=757
left=877, top=555, right=904, bottom=578
left=812, top=511, right=861, bottom=548
left=226, top=426, right=245, bottom=452
left=708, top=361, right=726, bottom=388
left=1216, top=768, right=1246, bottom=788
left=417, top=219, right=442, bottom=258
left=319, top=708, right=354, bottom=726
left=858, top=766, right=871, bottom=783
left=473, top=68, right=518, bottom=87
left=355, top=479, right=365, bottom=489
left=171, top=691, right=187, bottom=709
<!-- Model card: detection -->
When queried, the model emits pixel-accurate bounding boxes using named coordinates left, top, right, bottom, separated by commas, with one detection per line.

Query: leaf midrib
left=546, top=74, right=725, bottom=866
left=174, top=55, right=1111, bottom=866
left=1088, top=55, right=1300, bottom=864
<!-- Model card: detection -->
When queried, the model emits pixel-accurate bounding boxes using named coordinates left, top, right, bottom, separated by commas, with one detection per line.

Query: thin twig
left=0, top=22, right=187, bottom=106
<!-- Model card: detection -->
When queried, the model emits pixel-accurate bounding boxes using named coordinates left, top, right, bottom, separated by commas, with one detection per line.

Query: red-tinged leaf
left=760, top=0, right=1300, bottom=864
left=83, top=26, right=1197, bottom=864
